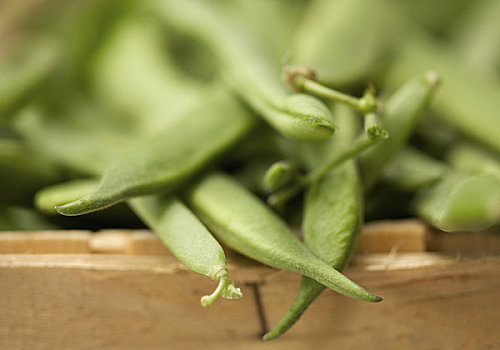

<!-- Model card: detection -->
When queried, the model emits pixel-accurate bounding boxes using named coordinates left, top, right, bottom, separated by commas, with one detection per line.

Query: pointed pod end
left=262, top=331, right=278, bottom=341
left=373, top=295, right=384, bottom=303
left=55, top=199, right=88, bottom=216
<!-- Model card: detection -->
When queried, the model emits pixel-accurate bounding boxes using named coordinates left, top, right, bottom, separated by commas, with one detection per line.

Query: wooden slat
left=0, top=253, right=498, bottom=350
left=355, top=219, right=428, bottom=253
left=0, top=231, right=91, bottom=254
left=0, top=220, right=433, bottom=255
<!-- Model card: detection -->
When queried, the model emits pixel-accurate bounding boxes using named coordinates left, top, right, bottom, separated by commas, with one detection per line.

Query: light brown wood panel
left=0, top=231, right=91, bottom=254
left=1, top=253, right=499, bottom=350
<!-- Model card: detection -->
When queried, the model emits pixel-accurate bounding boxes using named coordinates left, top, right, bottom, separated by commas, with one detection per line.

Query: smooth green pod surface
left=385, top=33, right=500, bottom=154
left=452, top=0, right=500, bottom=76
left=56, top=91, right=254, bottom=216
left=360, top=71, right=439, bottom=190
left=414, top=173, right=500, bottom=232
left=91, top=15, right=208, bottom=134
left=129, top=195, right=242, bottom=306
left=384, top=148, right=500, bottom=231
left=293, top=0, right=402, bottom=86
left=447, top=142, right=500, bottom=179
left=186, top=172, right=381, bottom=303
left=151, top=0, right=335, bottom=141
left=265, top=104, right=364, bottom=340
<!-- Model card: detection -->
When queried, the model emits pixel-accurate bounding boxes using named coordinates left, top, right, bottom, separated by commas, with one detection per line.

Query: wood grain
left=0, top=221, right=499, bottom=349
left=0, top=253, right=499, bottom=349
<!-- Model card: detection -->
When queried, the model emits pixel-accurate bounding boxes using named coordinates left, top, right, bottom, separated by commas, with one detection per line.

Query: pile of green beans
left=1, top=0, right=500, bottom=340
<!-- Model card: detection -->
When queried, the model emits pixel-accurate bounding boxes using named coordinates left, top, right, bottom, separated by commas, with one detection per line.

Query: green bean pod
left=56, top=90, right=255, bottom=216
left=385, top=33, right=500, bottom=154
left=264, top=104, right=364, bottom=340
left=414, top=173, right=500, bottom=232
left=90, top=15, right=208, bottom=134
left=150, top=0, right=335, bottom=141
left=447, top=142, right=500, bottom=179
left=186, top=172, right=381, bottom=303
left=452, top=0, right=500, bottom=76
left=383, top=148, right=500, bottom=231
left=292, top=0, right=402, bottom=86
left=129, top=195, right=242, bottom=307
left=360, top=71, right=439, bottom=190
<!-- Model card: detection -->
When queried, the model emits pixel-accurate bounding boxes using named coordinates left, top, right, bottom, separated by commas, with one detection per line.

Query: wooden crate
left=1, top=220, right=499, bottom=350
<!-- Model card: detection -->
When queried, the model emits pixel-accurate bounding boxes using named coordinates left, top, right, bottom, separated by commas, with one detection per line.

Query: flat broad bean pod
left=56, top=90, right=255, bottom=216
left=384, top=33, right=500, bottom=154
left=291, top=0, right=403, bottom=86
left=185, top=172, right=381, bottom=303
left=150, top=0, right=336, bottom=142
left=90, top=15, right=210, bottom=134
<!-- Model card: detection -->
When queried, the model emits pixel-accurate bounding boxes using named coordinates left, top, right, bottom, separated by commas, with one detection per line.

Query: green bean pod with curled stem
left=186, top=172, right=382, bottom=304
left=33, top=177, right=242, bottom=306
left=129, top=195, right=242, bottom=307
left=150, top=0, right=335, bottom=141
left=264, top=104, right=365, bottom=340
left=268, top=112, right=388, bottom=209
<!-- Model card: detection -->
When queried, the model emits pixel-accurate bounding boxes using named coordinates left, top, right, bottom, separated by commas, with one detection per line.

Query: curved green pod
left=385, top=33, right=500, bottom=154
left=360, top=71, right=439, bottom=190
left=129, top=196, right=242, bottom=307
left=186, top=172, right=381, bottom=304
left=292, top=0, right=402, bottom=86
left=90, top=15, right=208, bottom=134
left=452, top=0, right=500, bottom=76
left=264, top=104, right=364, bottom=340
left=447, top=142, right=500, bottom=179
left=150, top=0, right=335, bottom=141
left=56, top=91, right=255, bottom=216
left=383, top=148, right=500, bottom=232
left=414, top=173, right=500, bottom=232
